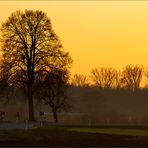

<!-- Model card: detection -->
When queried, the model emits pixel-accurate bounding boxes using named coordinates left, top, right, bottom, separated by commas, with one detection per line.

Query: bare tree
left=90, top=67, right=117, bottom=88
left=0, top=10, right=72, bottom=121
left=0, top=72, right=10, bottom=102
left=114, top=70, right=123, bottom=89
left=144, top=68, right=148, bottom=88
left=120, top=65, right=143, bottom=91
left=71, top=74, right=89, bottom=87
left=36, top=69, right=70, bottom=123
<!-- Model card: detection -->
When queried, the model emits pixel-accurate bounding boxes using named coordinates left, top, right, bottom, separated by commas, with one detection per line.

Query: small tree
left=113, top=70, right=121, bottom=89
left=90, top=67, right=117, bottom=88
left=144, top=68, right=148, bottom=88
left=36, top=69, right=70, bottom=123
left=0, top=67, right=13, bottom=103
left=121, top=65, right=143, bottom=91
left=71, top=74, right=89, bottom=87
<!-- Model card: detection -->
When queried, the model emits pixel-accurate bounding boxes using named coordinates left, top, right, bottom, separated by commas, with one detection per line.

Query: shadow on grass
left=1, top=125, right=148, bottom=146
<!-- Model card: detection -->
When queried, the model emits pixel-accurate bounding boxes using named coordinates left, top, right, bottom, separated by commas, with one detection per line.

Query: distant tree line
left=71, top=65, right=148, bottom=91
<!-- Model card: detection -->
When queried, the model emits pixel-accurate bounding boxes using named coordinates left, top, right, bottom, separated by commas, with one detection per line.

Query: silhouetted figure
left=39, top=111, right=44, bottom=126
left=16, top=112, right=20, bottom=122
left=40, top=111, right=44, bottom=116
left=0, top=111, right=5, bottom=121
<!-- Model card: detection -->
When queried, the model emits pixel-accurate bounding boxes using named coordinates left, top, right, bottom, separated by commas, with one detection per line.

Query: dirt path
left=0, top=122, right=38, bottom=129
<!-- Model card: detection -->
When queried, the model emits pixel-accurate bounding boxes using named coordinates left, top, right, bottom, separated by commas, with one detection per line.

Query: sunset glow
left=0, top=1, right=148, bottom=76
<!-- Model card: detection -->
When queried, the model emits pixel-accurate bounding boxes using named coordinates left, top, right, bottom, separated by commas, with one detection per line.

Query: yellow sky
left=0, top=1, right=148, bottom=76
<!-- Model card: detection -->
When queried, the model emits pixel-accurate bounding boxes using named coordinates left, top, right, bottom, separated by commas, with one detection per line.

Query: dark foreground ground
left=1, top=125, right=148, bottom=147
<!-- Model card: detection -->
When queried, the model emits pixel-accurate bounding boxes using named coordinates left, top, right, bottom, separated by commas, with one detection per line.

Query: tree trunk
left=52, top=108, right=58, bottom=123
left=27, top=84, right=35, bottom=122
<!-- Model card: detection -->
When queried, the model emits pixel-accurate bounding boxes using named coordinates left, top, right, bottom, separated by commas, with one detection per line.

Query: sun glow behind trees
left=0, top=1, right=148, bottom=83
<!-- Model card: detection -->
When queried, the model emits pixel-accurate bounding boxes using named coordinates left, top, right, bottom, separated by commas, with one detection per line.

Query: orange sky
left=1, top=1, right=148, bottom=76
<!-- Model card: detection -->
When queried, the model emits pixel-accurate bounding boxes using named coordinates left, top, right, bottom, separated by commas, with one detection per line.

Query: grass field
left=69, top=127, right=148, bottom=137
left=1, top=125, right=148, bottom=146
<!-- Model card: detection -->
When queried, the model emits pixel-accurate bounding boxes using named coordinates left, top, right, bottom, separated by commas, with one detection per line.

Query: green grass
left=69, top=127, right=148, bottom=137
left=1, top=125, right=148, bottom=146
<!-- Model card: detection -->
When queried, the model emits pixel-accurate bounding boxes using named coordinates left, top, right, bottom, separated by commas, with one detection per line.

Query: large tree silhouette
left=0, top=10, right=72, bottom=121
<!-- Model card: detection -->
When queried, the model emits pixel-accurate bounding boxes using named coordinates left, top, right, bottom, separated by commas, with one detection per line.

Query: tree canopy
left=0, top=10, right=72, bottom=121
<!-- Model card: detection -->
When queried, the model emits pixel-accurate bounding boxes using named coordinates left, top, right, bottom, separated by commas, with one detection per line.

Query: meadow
left=69, top=126, right=148, bottom=137
left=1, top=124, right=148, bottom=146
